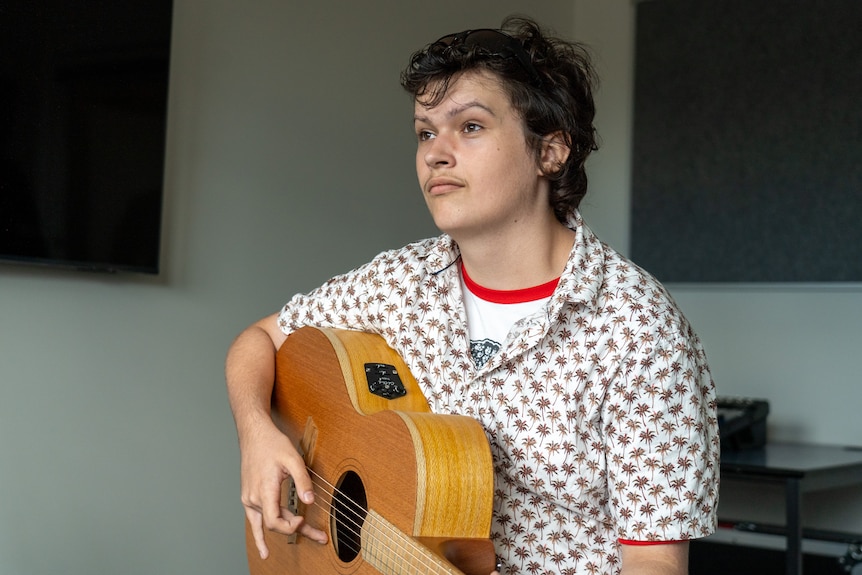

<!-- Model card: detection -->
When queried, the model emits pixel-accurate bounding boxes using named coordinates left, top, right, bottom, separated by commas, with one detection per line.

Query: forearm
left=226, top=317, right=328, bottom=553
left=621, top=562, right=687, bottom=575
left=620, top=542, right=689, bottom=575
left=225, top=318, right=283, bottom=439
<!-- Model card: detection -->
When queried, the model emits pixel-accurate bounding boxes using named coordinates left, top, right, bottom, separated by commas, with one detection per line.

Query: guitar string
left=304, top=487, right=455, bottom=575
left=304, top=470, right=448, bottom=574
left=304, top=476, right=447, bottom=575
left=298, top=468, right=455, bottom=574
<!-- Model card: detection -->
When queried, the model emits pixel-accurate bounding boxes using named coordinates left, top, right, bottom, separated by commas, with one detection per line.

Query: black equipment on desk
left=717, top=396, right=770, bottom=451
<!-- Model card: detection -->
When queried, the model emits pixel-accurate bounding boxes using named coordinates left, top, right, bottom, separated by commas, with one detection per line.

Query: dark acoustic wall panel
left=631, top=0, right=862, bottom=282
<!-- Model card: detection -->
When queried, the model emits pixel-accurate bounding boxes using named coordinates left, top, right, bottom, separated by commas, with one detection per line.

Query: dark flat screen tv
left=1, top=1, right=173, bottom=274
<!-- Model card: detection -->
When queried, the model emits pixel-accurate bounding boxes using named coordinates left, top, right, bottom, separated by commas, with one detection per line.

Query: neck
left=456, top=218, right=574, bottom=291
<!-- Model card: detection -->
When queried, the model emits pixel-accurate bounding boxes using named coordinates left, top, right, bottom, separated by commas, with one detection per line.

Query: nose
left=423, top=133, right=454, bottom=168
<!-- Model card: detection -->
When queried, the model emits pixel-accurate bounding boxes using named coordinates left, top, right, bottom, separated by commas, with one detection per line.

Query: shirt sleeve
left=603, top=320, right=720, bottom=542
left=276, top=258, right=383, bottom=337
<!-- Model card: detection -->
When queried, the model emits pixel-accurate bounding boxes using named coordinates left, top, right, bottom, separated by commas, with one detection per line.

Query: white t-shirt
left=460, top=262, right=558, bottom=368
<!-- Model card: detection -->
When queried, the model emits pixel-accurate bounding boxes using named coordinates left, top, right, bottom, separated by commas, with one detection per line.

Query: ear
left=538, top=131, right=571, bottom=176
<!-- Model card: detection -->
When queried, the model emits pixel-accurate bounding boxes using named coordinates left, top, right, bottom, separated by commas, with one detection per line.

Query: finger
left=244, top=507, right=269, bottom=559
left=298, top=519, right=328, bottom=545
left=257, top=466, right=307, bottom=535
left=274, top=506, right=326, bottom=544
left=260, top=492, right=300, bottom=534
left=286, top=464, right=315, bottom=506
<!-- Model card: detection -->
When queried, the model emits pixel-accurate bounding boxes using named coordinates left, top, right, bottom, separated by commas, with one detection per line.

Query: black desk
left=720, top=442, right=862, bottom=575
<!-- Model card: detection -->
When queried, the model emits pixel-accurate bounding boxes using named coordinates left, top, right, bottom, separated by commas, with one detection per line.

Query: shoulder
left=352, top=235, right=457, bottom=279
left=276, top=235, right=454, bottom=333
left=557, top=215, right=697, bottom=343
left=600, top=244, right=693, bottom=337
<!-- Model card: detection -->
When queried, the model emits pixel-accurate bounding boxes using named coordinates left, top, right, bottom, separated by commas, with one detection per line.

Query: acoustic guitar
left=246, top=326, right=497, bottom=575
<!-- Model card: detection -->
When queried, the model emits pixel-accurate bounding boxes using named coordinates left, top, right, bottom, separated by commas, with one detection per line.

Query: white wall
left=573, top=1, right=862, bottom=534
left=0, top=1, right=575, bottom=574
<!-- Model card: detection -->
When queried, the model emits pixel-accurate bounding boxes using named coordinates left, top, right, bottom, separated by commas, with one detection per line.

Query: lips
left=425, top=176, right=464, bottom=195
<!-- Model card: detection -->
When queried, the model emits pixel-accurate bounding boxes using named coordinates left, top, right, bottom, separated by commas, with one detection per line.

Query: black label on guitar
left=364, top=363, right=407, bottom=399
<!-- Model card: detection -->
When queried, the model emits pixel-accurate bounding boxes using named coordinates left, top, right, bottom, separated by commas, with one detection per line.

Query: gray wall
left=1, top=2, right=860, bottom=574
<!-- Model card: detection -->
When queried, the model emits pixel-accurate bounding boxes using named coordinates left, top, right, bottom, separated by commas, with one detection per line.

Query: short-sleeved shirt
left=277, top=213, right=720, bottom=575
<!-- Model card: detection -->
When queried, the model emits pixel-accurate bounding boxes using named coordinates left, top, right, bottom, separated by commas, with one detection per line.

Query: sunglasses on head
left=432, top=28, right=542, bottom=87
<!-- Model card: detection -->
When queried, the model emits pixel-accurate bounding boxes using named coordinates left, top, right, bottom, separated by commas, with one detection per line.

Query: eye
left=463, top=122, right=482, bottom=134
left=417, top=129, right=435, bottom=142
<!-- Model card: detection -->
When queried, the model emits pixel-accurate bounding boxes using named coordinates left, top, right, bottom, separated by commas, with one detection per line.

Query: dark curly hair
left=400, top=16, right=599, bottom=223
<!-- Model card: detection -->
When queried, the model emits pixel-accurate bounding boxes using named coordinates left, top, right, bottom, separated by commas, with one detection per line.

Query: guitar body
left=246, top=327, right=496, bottom=575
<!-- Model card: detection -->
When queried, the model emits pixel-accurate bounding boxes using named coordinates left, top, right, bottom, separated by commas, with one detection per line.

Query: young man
left=227, top=17, right=719, bottom=575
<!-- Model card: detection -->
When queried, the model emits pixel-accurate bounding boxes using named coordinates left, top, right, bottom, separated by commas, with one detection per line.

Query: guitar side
left=245, top=326, right=496, bottom=575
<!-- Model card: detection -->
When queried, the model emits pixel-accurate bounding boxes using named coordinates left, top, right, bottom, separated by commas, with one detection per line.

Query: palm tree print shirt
left=277, top=212, right=720, bottom=575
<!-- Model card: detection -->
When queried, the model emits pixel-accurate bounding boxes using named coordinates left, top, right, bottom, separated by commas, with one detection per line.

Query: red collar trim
left=461, top=262, right=559, bottom=304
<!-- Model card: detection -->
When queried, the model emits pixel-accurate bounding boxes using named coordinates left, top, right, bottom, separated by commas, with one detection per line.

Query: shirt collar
left=555, top=211, right=605, bottom=309
left=421, top=211, right=606, bottom=308
left=424, top=234, right=462, bottom=275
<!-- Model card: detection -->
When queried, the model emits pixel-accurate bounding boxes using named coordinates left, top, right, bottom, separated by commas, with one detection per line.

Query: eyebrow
left=414, top=100, right=497, bottom=124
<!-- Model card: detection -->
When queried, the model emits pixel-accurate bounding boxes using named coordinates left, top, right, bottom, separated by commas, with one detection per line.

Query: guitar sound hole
left=331, top=470, right=368, bottom=563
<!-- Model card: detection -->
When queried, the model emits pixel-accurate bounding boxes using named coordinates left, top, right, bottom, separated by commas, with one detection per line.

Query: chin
left=427, top=204, right=479, bottom=239
left=430, top=216, right=465, bottom=237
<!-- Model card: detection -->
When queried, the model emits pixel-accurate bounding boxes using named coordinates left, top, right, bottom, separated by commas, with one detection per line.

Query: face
left=413, top=70, right=552, bottom=243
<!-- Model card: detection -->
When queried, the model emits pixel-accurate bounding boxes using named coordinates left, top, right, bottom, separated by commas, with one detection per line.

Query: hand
left=239, top=419, right=328, bottom=558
